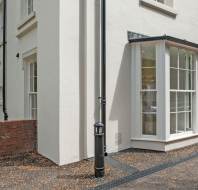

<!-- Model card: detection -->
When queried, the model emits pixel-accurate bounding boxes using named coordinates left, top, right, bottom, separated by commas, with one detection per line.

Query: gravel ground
left=0, top=144, right=197, bottom=190
left=113, top=157, right=198, bottom=190
left=112, top=144, right=198, bottom=171
left=0, top=153, right=127, bottom=190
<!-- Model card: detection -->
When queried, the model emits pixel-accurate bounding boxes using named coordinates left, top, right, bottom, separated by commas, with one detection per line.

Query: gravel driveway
left=0, top=144, right=197, bottom=190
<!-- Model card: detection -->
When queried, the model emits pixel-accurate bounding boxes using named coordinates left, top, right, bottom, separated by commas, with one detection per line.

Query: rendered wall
left=6, top=0, right=37, bottom=120
left=37, top=0, right=60, bottom=164
left=57, top=0, right=198, bottom=165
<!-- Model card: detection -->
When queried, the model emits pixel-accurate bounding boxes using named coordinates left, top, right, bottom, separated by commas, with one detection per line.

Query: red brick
left=0, top=120, right=37, bottom=156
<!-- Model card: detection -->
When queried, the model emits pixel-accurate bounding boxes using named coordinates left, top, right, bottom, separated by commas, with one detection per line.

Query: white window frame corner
left=140, top=0, right=178, bottom=17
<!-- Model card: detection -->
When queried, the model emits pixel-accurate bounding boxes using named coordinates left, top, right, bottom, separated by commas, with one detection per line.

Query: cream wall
left=37, top=0, right=60, bottom=164
left=58, top=0, right=198, bottom=165
left=0, top=0, right=198, bottom=165
left=5, top=0, right=37, bottom=120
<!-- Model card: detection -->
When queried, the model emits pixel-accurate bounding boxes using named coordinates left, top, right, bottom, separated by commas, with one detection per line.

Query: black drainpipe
left=2, top=0, right=8, bottom=120
left=101, top=0, right=107, bottom=156
left=94, top=0, right=107, bottom=178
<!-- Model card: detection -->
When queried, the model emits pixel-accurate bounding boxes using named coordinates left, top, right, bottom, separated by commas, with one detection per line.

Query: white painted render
left=0, top=0, right=198, bottom=165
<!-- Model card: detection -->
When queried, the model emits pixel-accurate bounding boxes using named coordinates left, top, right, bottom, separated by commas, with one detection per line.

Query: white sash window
left=170, top=47, right=196, bottom=134
left=24, top=57, right=37, bottom=120
left=28, top=62, right=37, bottom=120
left=21, top=0, right=34, bottom=19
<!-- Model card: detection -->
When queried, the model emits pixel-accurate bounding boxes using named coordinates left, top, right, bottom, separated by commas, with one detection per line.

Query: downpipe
left=94, top=0, right=107, bottom=178
left=2, top=0, right=8, bottom=120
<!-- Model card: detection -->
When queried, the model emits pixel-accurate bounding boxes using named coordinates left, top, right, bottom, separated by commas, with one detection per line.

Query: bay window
left=130, top=35, right=198, bottom=146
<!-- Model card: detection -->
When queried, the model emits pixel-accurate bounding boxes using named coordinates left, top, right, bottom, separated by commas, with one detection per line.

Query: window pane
left=31, top=94, right=37, bottom=109
left=170, top=113, right=176, bottom=134
left=185, top=93, right=191, bottom=111
left=177, top=113, right=185, bottom=133
left=34, top=77, right=37, bottom=92
left=28, top=0, right=33, bottom=15
left=179, top=70, right=186, bottom=90
left=142, top=92, right=157, bottom=113
left=179, top=49, right=186, bottom=69
left=142, top=68, right=156, bottom=89
left=179, top=69, right=193, bottom=90
left=186, top=55, right=191, bottom=70
left=170, top=47, right=178, bottom=68
left=192, top=71, right=196, bottom=90
left=170, top=68, right=178, bottom=89
left=191, top=54, right=196, bottom=70
left=141, top=45, right=156, bottom=89
left=186, top=71, right=191, bottom=90
left=142, top=114, right=156, bottom=135
left=32, top=109, right=37, bottom=120
left=30, top=64, right=34, bottom=92
left=186, top=112, right=192, bottom=131
left=170, top=92, right=176, bottom=112
left=178, top=92, right=185, bottom=112
left=34, top=62, right=37, bottom=77
left=156, top=0, right=164, bottom=4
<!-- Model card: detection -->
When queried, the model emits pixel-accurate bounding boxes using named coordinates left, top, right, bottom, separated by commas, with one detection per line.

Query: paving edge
left=87, top=152, right=198, bottom=190
left=105, top=156, right=139, bottom=175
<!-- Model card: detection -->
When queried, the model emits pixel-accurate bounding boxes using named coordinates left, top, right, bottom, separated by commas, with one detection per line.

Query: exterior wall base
left=131, top=135, right=198, bottom=152
left=0, top=120, right=37, bottom=156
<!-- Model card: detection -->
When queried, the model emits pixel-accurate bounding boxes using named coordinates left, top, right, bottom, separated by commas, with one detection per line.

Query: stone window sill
left=17, top=12, right=37, bottom=38
left=131, top=133, right=198, bottom=143
left=140, top=0, right=178, bottom=17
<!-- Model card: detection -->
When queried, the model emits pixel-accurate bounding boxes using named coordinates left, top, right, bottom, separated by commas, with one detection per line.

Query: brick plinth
left=0, top=120, right=37, bottom=156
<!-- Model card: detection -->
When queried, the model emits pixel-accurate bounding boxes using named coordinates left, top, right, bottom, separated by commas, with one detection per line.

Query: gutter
left=2, top=0, right=8, bottom=120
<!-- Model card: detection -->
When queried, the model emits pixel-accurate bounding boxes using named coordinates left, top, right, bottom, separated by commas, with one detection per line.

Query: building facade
left=0, top=0, right=198, bottom=165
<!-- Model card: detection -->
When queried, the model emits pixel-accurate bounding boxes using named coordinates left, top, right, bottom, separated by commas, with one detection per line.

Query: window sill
left=131, top=132, right=198, bottom=143
left=16, top=11, right=37, bottom=38
left=140, top=0, right=178, bottom=17
left=168, top=132, right=197, bottom=142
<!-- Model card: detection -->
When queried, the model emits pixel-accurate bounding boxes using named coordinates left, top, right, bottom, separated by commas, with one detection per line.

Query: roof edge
left=128, top=35, right=198, bottom=49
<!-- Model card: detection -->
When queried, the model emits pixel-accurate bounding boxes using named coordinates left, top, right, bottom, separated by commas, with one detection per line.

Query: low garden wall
left=0, top=120, right=37, bottom=156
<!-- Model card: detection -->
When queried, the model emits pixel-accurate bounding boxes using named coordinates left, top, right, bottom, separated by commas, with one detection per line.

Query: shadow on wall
left=78, top=0, right=132, bottom=158
left=78, top=0, right=101, bottom=160
left=109, top=44, right=132, bottom=151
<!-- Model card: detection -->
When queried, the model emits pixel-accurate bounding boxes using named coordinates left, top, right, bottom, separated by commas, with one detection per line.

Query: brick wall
left=0, top=120, right=37, bottom=156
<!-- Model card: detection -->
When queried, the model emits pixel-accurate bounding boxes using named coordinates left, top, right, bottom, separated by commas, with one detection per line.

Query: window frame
left=21, top=0, right=34, bottom=20
left=140, top=0, right=177, bottom=17
left=169, top=47, right=197, bottom=136
left=27, top=0, right=34, bottom=16
left=28, top=61, right=37, bottom=120
left=140, top=44, right=158, bottom=136
left=24, top=53, right=37, bottom=120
